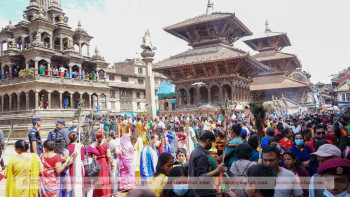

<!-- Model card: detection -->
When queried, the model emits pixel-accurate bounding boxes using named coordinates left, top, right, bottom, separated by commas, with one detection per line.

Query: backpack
left=52, top=130, right=67, bottom=149
left=155, top=123, right=163, bottom=133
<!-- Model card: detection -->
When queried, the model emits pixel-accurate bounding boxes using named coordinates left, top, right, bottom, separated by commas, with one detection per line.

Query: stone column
left=105, top=96, right=108, bottom=109
left=88, top=93, right=91, bottom=109
left=231, top=86, right=236, bottom=102
left=69, top=66, right=72, bottom=78
left=79, top=67, right=82, bottom=79
left=79, top=43, right=82, bottom=55
left=26, top=92, right=29, bottom=110
left=196, top=88, right=201, bottom=104
left=26, top=62, right=29, bottom=70
left=21, top=37, right=25, bottom=50
left=1, top=68, right=4, bottom=79
left=70, top=93, right=73, bottom=109
left=49, top=36, right=53, bottom=49
left=208, top=88, right=212, bottom=104
left=141, top=47, right=157, bottom=120
left=60, top=38, right=63, bottom=51
left=175, top=88, right=179, bottom=106
left=48, top=91, right=51, bottom=109
left=59, top=92, right=63, bottom=109
left=34, top=91, right=38, bottom=109
left=9, top=94, right=12, bottom=111
left=47, top=62, right=51, bottom=76
left=0, top=44, right=3, bottom=55
left=87, top=45, right=90, bottom=57
left=34, top=61, right=38, bottom=75
left=1, top=96, right=3, bottom=112
left=17, top=93, right=20, bottom=111
left=186, top=89, right=190, bottom=106
left=9, top=65, right=12, bottom=78
left=219, top=86, right=223, bottom=103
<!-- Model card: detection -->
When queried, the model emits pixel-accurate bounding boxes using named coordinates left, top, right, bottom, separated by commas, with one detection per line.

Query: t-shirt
left=59, top=67, right=66, bottom=73
left=275, top=167, right=303, bottom=197
left=250, top=149, right=260, bottom=162
left=288, top=144, right=311, bottom=163
left=225, top=138, right=243, bottom=168
left=215, top=138, right=226, bottom=151
left=261, top=136, right=272, bottom=149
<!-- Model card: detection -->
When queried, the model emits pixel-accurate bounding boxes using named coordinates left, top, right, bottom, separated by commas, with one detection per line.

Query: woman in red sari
left=95, top=131, right=114, bottom=197
left=39, top=140, right=72, bottom=197
left=68, top=132, right=85, bottom=197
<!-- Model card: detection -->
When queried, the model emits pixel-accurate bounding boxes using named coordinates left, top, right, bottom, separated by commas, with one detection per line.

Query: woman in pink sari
left=39, top=140, right=72, bottom=197
left=118, top=133, right=137, bottom=191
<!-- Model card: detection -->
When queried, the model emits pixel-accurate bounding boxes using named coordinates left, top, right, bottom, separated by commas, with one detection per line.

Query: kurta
left=95, top=143, right=111, bottom=197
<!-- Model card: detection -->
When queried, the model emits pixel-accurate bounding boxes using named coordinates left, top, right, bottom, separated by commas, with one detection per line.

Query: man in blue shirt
left=218, top=123, right=243, bottom=169
left=28, top=117, right=43, bottom=155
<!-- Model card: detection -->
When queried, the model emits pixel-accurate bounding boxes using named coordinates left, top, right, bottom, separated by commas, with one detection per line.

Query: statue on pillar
left=141, top=30, right=157, bottom=51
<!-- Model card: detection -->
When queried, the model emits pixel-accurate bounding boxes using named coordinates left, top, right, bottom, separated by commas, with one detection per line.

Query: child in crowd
left=215, top=129, right=226, bottom=156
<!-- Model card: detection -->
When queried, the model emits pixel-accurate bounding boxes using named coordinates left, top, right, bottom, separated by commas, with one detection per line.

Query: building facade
left=331, top=68, right=350, bottom=107
left=153, top=3, right=269, bottom=113
left=106, top=58, right=168, bottom=116
left=0, top=0, right=110, bottom=133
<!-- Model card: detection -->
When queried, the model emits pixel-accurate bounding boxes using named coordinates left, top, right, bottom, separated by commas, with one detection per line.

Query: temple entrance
left=200, top=87, right=208, bottom=104
left=82, top=93, right=89, bottom=109
left=38, top=90, right=48, bottom=109
left=91, top=93, right=98, bottom=108
left=179, top=89, right=187, bottom=105
left=11, top=93, right=17, bottom=111
left=189, top=88, right=197, bottom=104
left=222, top=85, right=232, bottom=102
left=3, top=94, right=9, bottom=111
left=72, top=92, right=80, bottom=109
left=62, top=91, right=71, bottom=109
left=51, top=91, right=60, bottom=109
left=20, top=92, right=26, bottom=110
left=28, top=90, right=35, bottom=109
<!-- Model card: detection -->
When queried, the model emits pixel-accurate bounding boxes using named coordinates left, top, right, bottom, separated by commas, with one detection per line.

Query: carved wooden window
left=109, top=75, right=115, bottom=81
left=121, top=77, right=129, bottom=82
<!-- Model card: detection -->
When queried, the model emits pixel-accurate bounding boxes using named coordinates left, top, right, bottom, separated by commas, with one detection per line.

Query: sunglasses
left=316, top=132, right=325, bottom=135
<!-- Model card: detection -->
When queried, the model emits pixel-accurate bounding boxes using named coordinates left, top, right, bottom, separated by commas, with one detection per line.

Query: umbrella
left=233, top=104, right=244, bottom=111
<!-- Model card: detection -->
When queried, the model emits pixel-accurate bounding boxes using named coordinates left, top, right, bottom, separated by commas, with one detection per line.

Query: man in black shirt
left=189, top=130, right=224, bottom=197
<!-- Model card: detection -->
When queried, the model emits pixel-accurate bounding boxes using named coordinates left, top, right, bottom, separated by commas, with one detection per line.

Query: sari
left=39, top=154, right=61, bottom=197
left=4, top=153, right=43, bottom=197
left=118, top=134, right=137, bottom=190
left=133, top=136, right=144, bottom=184
left=70, top=143, right=84, bottom=197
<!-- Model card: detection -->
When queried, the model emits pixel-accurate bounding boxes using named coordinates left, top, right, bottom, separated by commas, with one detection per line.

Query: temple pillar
left=48, top=91, right=51, bottom=109
left=26, top=62, right=29, bottom=70
left=26, top=92, right=29, bottom=110
left=60, top=38, right=63, bottom=51
left=9, top=94, right=12, bottom=111
left=49, top=36, right=53, bottom=49
left=87, top=45, right=90, bottom=57
left=176, top=88, right=179, bottom=106
left=59, top=92, right=62, bottom=109
left=17, top=93, right=20, bottom=111
left=35, top=91, right=38, bottom=110
left=70, top=93, right=73, bottom=109
left=79, top=67, right=82, bottom=79
left=1, top=96, right=3, bottom=112
left=21, top=37, right=25, bottom=50
left=219, top=86, right=223, bottom=103
left=1, top=68, right=4, bottom=78
left=79, top=43, right=82, bottom=55
left=9, top=65, right=12, bottom=78
left=232, top=86, right=236, bottom=101
left=186, top=89, right=190, bottom=106
left=208, top=89, right=211, bottom=104
left=34, top=61, right=38, bottom=75
left=48, top=62, right=51, bottom=76
left=88, top=93, right=91, bottom=109
left=69, top=65, right=72, bottom=78
left=0, top=44, right=3, bottom=55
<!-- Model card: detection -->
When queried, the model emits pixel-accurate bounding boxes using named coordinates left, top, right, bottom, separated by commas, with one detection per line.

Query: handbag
left=85, top=157, right=101, bottom=177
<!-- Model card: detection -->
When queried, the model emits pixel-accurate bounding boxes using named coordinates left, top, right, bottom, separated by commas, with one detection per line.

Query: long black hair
left=162, top=166, right=191, bottom=197
left=15, top=140, right=29, bottom=152
left=154, top=152, right=174, bottom=177
left=283, top=150, right=302, bottom=173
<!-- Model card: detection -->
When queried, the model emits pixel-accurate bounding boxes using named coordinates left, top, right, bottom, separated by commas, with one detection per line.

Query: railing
left=0, top=69, right=108, bottom=87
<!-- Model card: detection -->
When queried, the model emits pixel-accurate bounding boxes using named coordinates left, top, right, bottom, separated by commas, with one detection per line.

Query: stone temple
left=0, top=0, right=110, bottom=136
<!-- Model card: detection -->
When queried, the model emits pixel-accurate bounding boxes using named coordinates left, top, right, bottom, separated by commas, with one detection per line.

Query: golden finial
left=38, top=8, right=43, bottom=14
left=78, top=20, right=82, bottom=27
left=59, top=14, right=64, bottom=21
left=95, top=46, right=99, bottom=54
left=265, top=20, right=272, bottom=34
left=206, top=0, right=213, bottom=15
left=11, top=39, right=16, bottom=47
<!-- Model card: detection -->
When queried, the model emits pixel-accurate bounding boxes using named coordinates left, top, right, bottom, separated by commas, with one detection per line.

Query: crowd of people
left=0, top=110, right=350, bottom=197
left=0, top=65, right=98, bottom=81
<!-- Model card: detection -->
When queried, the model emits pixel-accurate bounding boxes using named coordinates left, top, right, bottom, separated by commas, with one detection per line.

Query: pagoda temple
left=0, top=0, right=109, bottom=135
left=153, top=1, right=269, bottom=113
left=243, top=21, right=315, bottom=113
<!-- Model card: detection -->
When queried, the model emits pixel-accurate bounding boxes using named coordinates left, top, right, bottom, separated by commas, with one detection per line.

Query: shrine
left=153, top=1, right=269, bottom=113
left=0, top=0, right=110, bottom=135
left=244, top=21, right=316, bottom=113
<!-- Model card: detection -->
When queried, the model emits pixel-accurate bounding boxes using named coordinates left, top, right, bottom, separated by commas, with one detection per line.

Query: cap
left=310, top=144, right=341, bottom=158
left=32, top=117, right=41, bottom=123
left=240, top=129, right=247, bottom=138
left=317, top=158, right=350, bottom=175
left=55, top=120, right=65, bottom=125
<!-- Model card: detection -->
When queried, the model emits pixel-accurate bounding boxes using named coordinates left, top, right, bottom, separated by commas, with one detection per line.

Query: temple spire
left=265, top=20, right=272, bottom=34
left=206, top=0, right=213, bottom=15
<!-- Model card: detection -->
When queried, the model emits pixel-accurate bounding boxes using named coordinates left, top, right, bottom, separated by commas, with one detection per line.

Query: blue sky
left=1, top=0, right=350, bottom=84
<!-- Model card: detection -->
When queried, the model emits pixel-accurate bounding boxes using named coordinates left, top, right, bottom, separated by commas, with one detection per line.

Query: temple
left=0, top=0, right=109, bottom=133
left=244, top=21, right=315, bottom=113
left=153, top=1, right=269, bottom=113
